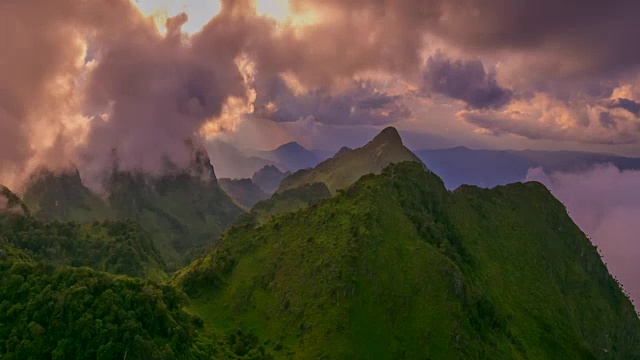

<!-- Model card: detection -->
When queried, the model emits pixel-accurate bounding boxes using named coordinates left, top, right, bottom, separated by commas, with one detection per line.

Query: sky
left=2, top=0, right=640, bottom=188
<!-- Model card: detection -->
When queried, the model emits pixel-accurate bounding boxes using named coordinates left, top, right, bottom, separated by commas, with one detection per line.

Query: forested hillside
left=175, top=162, right=640, bottom=359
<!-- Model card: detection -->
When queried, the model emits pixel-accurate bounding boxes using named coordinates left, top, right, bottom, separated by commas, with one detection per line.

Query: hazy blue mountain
left=251, top=165, right=290, bottom=194
left=417, top=147, right=640, bottom=189
left=206, top=139, right=275, bottom=179
left=259, top=141, right=321, bottom=172
left=219, top=178, right=269, bottom=209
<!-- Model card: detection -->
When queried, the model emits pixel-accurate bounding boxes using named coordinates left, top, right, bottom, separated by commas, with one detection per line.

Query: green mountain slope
left=106, top=152, right=243, bottom=269
left=21, top=150, right=244, bottom=270
left=1, top=186, right=29, bottom=216
left=22, top=169, right=112, bottom=222
left=175, top=162, right=640, bottom=359
left=250, top=182, right=331, bottom=224
left=219, top=178, right=270, bottom=210
left=278, top=127, right=422, bottom=194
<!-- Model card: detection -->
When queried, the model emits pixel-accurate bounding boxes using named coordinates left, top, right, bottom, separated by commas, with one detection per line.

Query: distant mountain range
left=211, top=135, right=640, bottom=192
left=417, top=146, right=640, bottom=189
left=206, top=139, right=330, bottom=179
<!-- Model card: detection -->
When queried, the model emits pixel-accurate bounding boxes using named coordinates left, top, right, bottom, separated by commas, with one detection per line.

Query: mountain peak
left=335, top=146, right=352, bottom=157
left=370, top=127, right=403, bottom=146
left=276, top=141, right=307, bottom=152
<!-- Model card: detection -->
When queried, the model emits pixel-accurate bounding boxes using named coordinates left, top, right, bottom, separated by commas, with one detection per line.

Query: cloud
left=80, top=8, right=249, bottom=177
left=253, top=77, right=411, bottom=125
left=421, top=52, right=512, bottom=109
left=2, top=0, right=640, bottom=190
left=458, top=93, right=640, bottom=144
left=526, top=165, right=640, bottom=308
left=609, top=98, right=640, bottom=116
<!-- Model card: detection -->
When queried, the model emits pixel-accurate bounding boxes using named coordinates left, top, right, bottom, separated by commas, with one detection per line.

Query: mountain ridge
left=277, top=126, right=422, bottom=194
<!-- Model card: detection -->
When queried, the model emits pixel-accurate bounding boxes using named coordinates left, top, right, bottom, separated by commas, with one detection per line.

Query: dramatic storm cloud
left=253, top=77, right=411, bottom=125
left=421, top=52, right=512, bottom=109
left=526, top=165, right=640, bottom=307
left=2, top=0, right=640, bottom=191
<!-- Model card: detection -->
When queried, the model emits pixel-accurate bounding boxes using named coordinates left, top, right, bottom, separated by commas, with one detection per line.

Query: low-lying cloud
left=526, top=164, right=640, bottom=308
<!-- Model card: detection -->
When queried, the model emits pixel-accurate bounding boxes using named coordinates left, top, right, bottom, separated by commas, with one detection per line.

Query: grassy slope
left=277, top=127, right=421, bottom=194
left=174, top=162, right=640, bottom=359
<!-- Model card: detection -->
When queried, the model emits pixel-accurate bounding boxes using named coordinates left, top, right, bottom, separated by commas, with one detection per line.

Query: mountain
left=278, top=127, right=422, bottom=194
left=259, top=142, right=321, bottom=172
left=417, top=147, right=640, bottom=189
left=174, top=161, right=640, bottom=359
left=105, top=149, right=243, bottom=269
left=219, top=178, right=270, bottom=210
left=206, top=139, right=276, bottom=179
left=22, top=169, right=112, bottom=222
left=251, top=165, right=290, bottom=194
left=250, top=182, right=331, bottom=224
left=22, top=149, right=243, bottom=270
left=0, top=185, right=29, bottom=216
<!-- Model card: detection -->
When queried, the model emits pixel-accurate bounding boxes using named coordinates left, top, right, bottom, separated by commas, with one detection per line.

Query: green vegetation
left=3, top=128, right=639, bottom=359
left=0, top=254, right=277, bottom=359
left=0, top=214, right=167, bottom=280
left=277, top=127, right=421, bottom=194
left=0, top=260, right=196, bottom=359
left=175, top=162, right=640, bottom=359
left=250, top=182, right=331, bottom=224
left=219, top=178, right=270, bottom=210
left=23, top=169, right=112, bottom=223
left=106, top=169, right=243, bottom=269
left=0, top=212, right=274, bottom=359
left=21, top=151, right=244, bottom=270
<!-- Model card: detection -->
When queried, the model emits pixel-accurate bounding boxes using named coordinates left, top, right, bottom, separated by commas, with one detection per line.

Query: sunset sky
left=2, top=0, right=640, bottom=185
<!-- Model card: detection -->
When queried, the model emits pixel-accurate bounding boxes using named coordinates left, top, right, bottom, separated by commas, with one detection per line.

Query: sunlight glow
left=255, top=0, right=290, bottom=22
left=132, top=0, right=221, bottom=34
left=256, top=0, right=320, bottom=27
